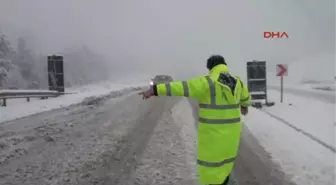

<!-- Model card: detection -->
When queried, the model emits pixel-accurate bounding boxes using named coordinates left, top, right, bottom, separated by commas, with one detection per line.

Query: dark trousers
left=210, top=176, right=230, bottom=185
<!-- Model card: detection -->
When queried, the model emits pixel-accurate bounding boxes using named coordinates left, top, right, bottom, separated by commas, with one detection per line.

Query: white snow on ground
left=172, top=99, right=198, bottom=184
left=310, top=84, right=335, bottom=92
left=245, top=89, right=335, bottom=185
left=0, top=81, right=147, bottom=123
left=266, top=89, right=335, bottom=148
left=269, top=82, right=335, bottom=95
left=268, top=83, right=335, bottom=104
left=245, top=108, right=335, bottom=185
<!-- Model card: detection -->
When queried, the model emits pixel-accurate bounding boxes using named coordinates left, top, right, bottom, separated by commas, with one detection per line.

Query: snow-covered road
left=1, top=81, right=334, bottom=185
left=0, top=90, right=194, bottom=185
left=245, top=88, right=335, bottom=185
left=0, top=86, right=296, bottom=185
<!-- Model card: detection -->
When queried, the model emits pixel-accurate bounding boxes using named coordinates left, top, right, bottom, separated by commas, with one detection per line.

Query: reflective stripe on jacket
left=155, top=64, right=251, bottom=184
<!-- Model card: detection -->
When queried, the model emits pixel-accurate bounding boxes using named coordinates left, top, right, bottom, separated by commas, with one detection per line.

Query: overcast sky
left=0, top=0, right=334, bottom=82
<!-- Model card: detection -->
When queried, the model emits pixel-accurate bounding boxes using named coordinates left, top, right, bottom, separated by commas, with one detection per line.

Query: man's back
left=139, top=55, right=251, bottom=185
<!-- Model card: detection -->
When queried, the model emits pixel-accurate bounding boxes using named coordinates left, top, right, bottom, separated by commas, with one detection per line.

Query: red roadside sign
left=276, top=64, right=288, bottom=76
left=276, top=64, right=288, bottom=103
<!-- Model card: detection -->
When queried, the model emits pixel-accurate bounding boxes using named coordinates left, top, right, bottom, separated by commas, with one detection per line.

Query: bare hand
left=240, top=106, right=248, bottom=116
left=138, top=88, right=155, bottom=100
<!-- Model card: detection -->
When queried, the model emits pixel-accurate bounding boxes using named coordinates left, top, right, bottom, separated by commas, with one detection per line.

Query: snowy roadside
left=0, top=81, right=148, bottom=124
left=266, top=89, right=335, bottom=149
left=269, top=83, right=335, bottom=95
left=268, top=84, right=335, bottom=104
left=310, top=82, right=336, bottom=91
left=245, top=90, right=335, bottom=185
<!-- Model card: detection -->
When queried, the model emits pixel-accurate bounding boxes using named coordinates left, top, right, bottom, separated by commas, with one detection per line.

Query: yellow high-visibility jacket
left=154, top=64, right=251, bottom=184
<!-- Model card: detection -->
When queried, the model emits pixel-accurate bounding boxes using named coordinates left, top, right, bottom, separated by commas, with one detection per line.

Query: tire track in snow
left=106, top=98, right=172, bottom=184
left=131, top=97, right=197, bottom=185
left=0, top=92, right=175, bottom=185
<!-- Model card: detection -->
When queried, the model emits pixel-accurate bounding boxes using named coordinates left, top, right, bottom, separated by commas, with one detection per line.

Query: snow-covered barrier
left=80, top=86, right=146, bottom=106
left=0, top=89, right=69, bottom=107
left=0, top=84, right=147, bottom=124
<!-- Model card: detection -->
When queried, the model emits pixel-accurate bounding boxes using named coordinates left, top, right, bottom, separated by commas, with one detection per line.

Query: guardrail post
left=2, top=98, right=6, bottom=107
left=0, top=89, right=67, bottom=106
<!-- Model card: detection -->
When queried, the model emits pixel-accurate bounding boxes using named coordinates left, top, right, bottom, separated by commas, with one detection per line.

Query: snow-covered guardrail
left=0, top=89, right=70, bottom=107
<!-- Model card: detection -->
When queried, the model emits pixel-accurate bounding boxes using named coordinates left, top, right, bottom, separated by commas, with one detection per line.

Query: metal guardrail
left=0, top=89, right=71, bottom=107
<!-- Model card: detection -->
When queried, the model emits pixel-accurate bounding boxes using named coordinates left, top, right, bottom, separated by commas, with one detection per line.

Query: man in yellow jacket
left=139, top=55, right=251, bottom=185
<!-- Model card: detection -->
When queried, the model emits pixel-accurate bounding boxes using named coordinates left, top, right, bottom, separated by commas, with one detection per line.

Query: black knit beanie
left=206, top=55, right=227, bottom=70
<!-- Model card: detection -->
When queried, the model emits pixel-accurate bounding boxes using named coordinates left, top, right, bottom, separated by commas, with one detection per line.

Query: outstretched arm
left=153, top=77, right=207, bottom=101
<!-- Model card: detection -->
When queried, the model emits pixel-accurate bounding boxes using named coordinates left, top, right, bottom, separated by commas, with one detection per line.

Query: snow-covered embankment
left=245, top=89, right=335, bottom=185
left=0, top=81, right=147, bottom=123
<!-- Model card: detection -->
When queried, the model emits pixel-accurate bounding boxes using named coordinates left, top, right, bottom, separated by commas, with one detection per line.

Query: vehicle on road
left=150, top=75, right=173, bottom=86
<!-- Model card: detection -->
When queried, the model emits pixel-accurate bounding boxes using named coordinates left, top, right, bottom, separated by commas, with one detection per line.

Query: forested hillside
left=0, top=32, right=111, bottom=89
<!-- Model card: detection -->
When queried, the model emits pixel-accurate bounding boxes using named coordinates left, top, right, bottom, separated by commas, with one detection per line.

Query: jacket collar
left=209, top=64, right=229, bottom=74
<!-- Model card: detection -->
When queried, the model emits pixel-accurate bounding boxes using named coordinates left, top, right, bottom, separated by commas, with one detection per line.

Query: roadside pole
left=280, top=76, right=283, bottom=103
left=276, top=64, right=288, bottom=103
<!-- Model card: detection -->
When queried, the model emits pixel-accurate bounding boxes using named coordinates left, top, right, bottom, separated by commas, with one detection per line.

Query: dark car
left=150, top=75, right=173, bottom=86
